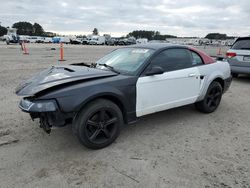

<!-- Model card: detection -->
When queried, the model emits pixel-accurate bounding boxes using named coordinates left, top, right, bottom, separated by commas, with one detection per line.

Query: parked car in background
left=103, top=34, right=111, bottom=42
left=70, top=38, right=82, bottom=44
left=89, top=36, right=106, bottom=45
left=106, top=38, right=117, bottom=45
left=52, top=37, right=60, bottom=43
left=36, top=37, right=45, bottom=43
left=226, top=37, right=250, bottom=77
left=16, top=44, right=231, bottom=149
left=118, top=37, right=136, bottom=45
left=52, top=37, right=70, bottom=44
left=82, top=38, right=90, bottom=45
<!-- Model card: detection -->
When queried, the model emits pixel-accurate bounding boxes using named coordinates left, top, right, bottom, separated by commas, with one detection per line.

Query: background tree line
left=0, top=21, right=240, bottom=39
left=0, top=21, right=56, bottom=37
left=0, top=25, right=7, bottom=36
left=127, top=30, right=177, bottom=40
left=205, top=33, right=236, bottom=40
left=12, top=22, right=44, bottom=36
left=127, top=30, right=237, bottom=40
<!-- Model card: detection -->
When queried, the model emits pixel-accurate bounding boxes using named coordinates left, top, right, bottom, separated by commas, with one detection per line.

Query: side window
left=191, top=51, right=203, bottom=66
left=150, top=49, right=193, bottom=72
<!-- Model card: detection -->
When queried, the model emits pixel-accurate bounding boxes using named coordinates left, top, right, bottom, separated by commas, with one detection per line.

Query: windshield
left=96, top=48, right=154, bottom=74
left=232, top=39, right=250, bottom=50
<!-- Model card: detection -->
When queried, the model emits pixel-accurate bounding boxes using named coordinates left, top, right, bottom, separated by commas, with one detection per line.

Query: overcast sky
left=0, top=0, right=249, bottom=37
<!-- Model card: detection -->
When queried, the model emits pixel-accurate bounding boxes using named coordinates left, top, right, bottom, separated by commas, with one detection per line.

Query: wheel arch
left=74, top=92, right=129, bottom=124
left=197, top=75, right=225, bottom=102
left=213, top=77, right=225, bottom=91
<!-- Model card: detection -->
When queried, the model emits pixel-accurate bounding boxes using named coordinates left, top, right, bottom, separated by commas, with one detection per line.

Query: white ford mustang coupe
left=16, top=44, right=232, bottom=149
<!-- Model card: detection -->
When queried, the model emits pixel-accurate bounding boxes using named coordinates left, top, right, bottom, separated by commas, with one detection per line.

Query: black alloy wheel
left=85, top=108, right=118, bottom=144
left=74, top=99, right=123, bottom=149
left=206, top=86, right=222, bottom=110
left=195, top=81, right=223, bottom=113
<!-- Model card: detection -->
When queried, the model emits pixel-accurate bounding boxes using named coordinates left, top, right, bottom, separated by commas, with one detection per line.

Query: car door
left=136, top=48, right=201, bottom=117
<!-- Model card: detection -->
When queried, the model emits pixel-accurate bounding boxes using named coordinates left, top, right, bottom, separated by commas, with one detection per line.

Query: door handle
left=188, top=73, right=197, bottom=77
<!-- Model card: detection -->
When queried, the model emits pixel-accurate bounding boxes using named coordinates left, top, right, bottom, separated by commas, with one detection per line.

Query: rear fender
left=197, top=61, right=230, bottom=101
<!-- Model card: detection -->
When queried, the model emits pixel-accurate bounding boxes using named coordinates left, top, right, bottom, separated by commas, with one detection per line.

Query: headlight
left=19, top=99, right=57, bottom=112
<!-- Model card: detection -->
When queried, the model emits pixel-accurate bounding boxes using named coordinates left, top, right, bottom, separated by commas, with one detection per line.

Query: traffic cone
left=59, top=42, right=65, bottom=61
left=217, top=47, right=222, bottom=56
left=22, top=41, right=29, bottom=55
left=20, top=42, right=24, bottom=51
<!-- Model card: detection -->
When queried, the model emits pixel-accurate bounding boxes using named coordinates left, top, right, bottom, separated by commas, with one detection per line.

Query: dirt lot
left=0, top=42, right=249, bottom=188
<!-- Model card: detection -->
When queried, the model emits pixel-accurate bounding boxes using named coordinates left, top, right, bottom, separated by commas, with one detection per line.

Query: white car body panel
left=136, top=67, right=200, bottom=117
left=136, top=61, right=231, bottom=117
left=197, top=61, right=231, bottom=101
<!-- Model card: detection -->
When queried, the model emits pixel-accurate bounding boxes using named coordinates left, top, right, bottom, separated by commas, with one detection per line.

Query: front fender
left=54, top=85, right=129, bottom=113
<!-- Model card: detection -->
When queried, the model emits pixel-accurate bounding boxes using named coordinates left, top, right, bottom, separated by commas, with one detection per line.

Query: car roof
left=235, top=37, right=250, bottom=41
left=130, top=43, right=186, bottom=50
left=127, top=43, right=216, bottom=65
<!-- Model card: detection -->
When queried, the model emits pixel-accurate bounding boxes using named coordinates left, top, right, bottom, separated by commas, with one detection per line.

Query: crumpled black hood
left=15, top=65, right=117, bottom=96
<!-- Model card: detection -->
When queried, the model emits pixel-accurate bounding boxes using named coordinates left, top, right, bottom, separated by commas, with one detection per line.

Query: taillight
left=226, top=52, right=236, bottom=58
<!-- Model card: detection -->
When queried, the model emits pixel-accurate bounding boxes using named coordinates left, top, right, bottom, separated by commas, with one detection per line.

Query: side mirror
left=145, top=66, right=164, bottom=76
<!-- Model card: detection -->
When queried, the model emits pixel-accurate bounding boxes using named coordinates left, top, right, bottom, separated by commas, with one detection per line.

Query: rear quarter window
left=232, top=39, right=250, bottom=50
left=191, top=51, right=203, bottom=66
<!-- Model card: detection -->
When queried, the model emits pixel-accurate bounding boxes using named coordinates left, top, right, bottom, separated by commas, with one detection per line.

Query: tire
left=232, top=73, right=238, bottom=78
left=195, top=81, right=223, bottom=113
left=73, top=99, right=123, bottom=149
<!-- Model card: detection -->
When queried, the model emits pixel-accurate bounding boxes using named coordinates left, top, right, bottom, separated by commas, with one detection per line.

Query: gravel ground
left=0, top=42, right=249, bottom=188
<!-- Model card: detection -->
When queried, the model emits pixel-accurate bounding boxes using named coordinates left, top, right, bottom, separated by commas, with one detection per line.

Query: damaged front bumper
left=19, top=98, right=72, bottom=133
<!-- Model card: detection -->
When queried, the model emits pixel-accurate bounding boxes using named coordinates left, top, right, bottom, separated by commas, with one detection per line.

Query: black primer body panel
left=39, top=74, right=138, bottom=123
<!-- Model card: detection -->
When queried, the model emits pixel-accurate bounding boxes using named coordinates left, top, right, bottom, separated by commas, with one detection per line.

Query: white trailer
left=4, top=28, right=19, bottom=44
left=44, top=37, right=53, bottom=43
left=19, top=35, right=29, bottom=43
left=27, top=36, right=39, bottom=43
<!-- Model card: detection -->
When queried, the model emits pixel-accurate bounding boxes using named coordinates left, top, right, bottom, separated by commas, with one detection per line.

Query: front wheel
left=74, top=99, right=123, bottom=149
left=195, top=81, right=223, bottom=113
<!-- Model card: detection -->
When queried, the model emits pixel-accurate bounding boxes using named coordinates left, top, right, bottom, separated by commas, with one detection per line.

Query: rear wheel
left=74, top=99, right=123, bottom=149
left=195, top=81, right=223, bottom=113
